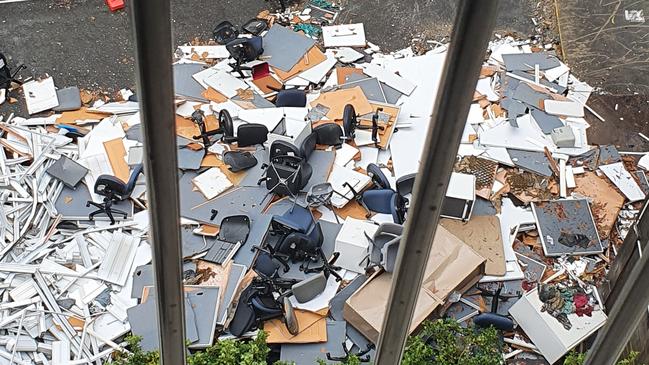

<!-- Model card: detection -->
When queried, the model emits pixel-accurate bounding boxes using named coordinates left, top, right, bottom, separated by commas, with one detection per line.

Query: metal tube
left=585, top=217, right=649, bottom=365
left=129, top=1, right=186, bottom=364
left=374, top=1, right=499, bottom=364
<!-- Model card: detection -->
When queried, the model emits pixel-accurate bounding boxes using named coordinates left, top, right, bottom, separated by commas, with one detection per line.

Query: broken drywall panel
left=323, top=23, right=366, bottom=47
left=599, top=162, right=646, bottom=202
left=361, top=63, right=416, bottom=95
left=479, top=114, right=554, bottom=153
left=333, top=47, right=364, bottom=63
left=97, top=232, right=140, bottom=286
left=204, top=70, right=250, bottom=98
left=544, top=100, right=585, bottom=118
left=513, top=82, right=550, bottom=109
left=502, top=53, right=561, bottom=71
left=178, top=45, right=229, bottom=59
left=531, top=199, right=603, bottom=256
left=22, top=77, right=59, bottom=115
left=297, top=50, right=338, bottom=84
left=476, top=77, right=499, bottom=102
left=544, top=63, right=570, bottom=82
left=262, top=25, right=317, bottom=72
left=507, top=149, right=554, bottom=177
left=531, top=109, right=564, bottom=134
left=192, top=168, right=233, bottom=200
left=509, top=288, right=607, bottom=364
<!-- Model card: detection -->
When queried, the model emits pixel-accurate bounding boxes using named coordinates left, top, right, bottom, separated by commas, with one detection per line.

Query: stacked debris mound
left=1, top=2, right=647, bottom=365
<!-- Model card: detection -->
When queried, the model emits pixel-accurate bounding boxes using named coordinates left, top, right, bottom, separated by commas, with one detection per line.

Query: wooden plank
left=103, top=138, right=129, bottom=182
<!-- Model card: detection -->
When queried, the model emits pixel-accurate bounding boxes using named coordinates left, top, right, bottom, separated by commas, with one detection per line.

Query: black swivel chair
left=86, top=164, right=143, bottom=225
left=213, top=21, right=239, bottom=45
left=226, top=36, right=264, bottom=78
left=313, top=123, right=344, bottom=149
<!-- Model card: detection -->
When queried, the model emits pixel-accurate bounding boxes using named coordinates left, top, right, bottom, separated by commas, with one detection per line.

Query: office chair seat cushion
left=362, top=189, right=397, bottom=215
left=254, top=252, right=281, bottom=278
left=473, top=313, right=515, bottom=331
left=299, top=132, right=317, bottom=161
left=242, top=18, right=269, bottom=35
left=213, top=21, right=239, bottom=45
left=313, top=123, right=343, bottom=147
left=223, top=151, right=257, bottom=172
left=343, top=104, right=357, bottom=138
left=236, top=123, right=268, bottom=147
left=396, top=173, right=417, bottom=197
left=275, top=89, right=307, bottom=108
left=272, top=205, right=314, bottom=233
left=292, top=272, right=327, bottom=303
left=219, top=215, right=250, bottom=244
left=270, top=140, right=302, bottom=160
left=367, top=163, right=391, bottom=190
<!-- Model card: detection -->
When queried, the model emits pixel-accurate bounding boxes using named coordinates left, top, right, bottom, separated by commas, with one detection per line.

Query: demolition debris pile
left=0, top=2, right=646, bottom=364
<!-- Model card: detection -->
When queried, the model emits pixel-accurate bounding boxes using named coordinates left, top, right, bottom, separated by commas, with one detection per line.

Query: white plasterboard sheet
left=323, top=23, right=366, bottom=47
left=176, top=101, right=202, bottom=118
left=211, top=100, right=244, bottom=118
left=192, top=168, right=233, bottom=200
left=297, top=50, right=338, bottom=84
left=600, top=162, right=646, bottom=202
left=361, top=63, right=416, bottom=95
left=328, top=164, right=372, bottom=208
left=204, top=70, right=249, bottom=98
left=544, top=100, right=584, bottom=118
left=333, top=47, right=364, bottom=63
left=237, top=108, right=286, bottom=131
left=544, top=63, right=570, bottom=82
left=89, top=101, right=140, bottom=114
left=355, top=146, right=379, bottom=170
left=178, top=45, right=229, bottom=59
left=475, top=77, right=499, bottom=102
left=567, top=76, right=593, bottom=105
left=97, top=232, right=140, bottom=287
left=467, top=103, right=486, bottom=124
left=334, top=143, right=359, bottom=167
left=509, top=288, right=607, bottom=364
left=387, top=51, right=447, bottom=177
left=22, top=77, right=59, bottom=115
left=192, top=67, right=219, bottom=89
left=479, top=114, right=554, bottom=153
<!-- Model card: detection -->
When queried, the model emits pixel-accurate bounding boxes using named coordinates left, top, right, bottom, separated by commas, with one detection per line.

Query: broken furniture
left=275, top=88, right=307, bottom=108
left=213, top=20, right=239, bottom=44
left=306, top=182, right=341, bottom=224
left=0, top=52, right=25, bottom=89
left=313, top=122, right=344, bottom=148
left=334, top=217, right=378, bottom=274
left=241, top=18, right=269, bottom=36
left=365, top=223, right=402, bottom=273
left=223, top=150, right=258, bottom=172
left=203, top=215, right=251, bottom=264
left=345, top=163, right=408, bottom=224
left=86, top=164, right=144, bottom=224
left=441, top=172, right=476, bottom=221
left=226, top=36, right=264, bottom=78
left=191, top=109, right=219, bottom=147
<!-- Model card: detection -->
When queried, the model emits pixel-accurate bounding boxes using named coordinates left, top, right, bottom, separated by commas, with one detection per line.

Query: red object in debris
left=105, top=0, right=125, bottom=12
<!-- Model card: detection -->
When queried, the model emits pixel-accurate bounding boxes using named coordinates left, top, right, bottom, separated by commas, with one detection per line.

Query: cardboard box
left=343, top=225, right=485, bottom=343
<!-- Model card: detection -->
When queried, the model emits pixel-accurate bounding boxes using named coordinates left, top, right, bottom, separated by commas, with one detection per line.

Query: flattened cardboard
left=440, top=216, right=506, bottom=276
left=310, top=87, right=373, bottom=119
left=265, top=309, right=328, bottom=344
left=103, top=138, right=129, bottom=182
left=344, top=226, right=485, bottom=343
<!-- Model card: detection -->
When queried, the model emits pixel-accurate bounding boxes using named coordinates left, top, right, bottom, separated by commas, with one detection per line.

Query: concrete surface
left=557, top=0, right=649, bottom=95
left=0, top=0, right=536, bottom=96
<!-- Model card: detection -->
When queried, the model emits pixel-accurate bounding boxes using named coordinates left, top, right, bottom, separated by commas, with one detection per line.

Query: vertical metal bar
left=129, top=1, right=186, bottom=364
left=585, top=210, right=649, bottom=365
left=374, top=1, right=499, bottom=364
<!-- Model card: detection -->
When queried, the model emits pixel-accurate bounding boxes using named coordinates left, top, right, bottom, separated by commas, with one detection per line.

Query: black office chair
left=396, top=173, right=416, bottom=197
left=226, top=36, right=264, bottom=78
left=275, top=89, right=307, bottom=108
left=0, top=53, right=25, bottom=90
left=313, top=123, right=344, bottom=149
left=213, top=21, right=239, bottom=45
left=241, top=18, right=269, bottom=36
left=366, top=163, right=391, bottom=190
left=86, top=164, right=143, bottom=225
left=342, top=104, right=358, bottom=142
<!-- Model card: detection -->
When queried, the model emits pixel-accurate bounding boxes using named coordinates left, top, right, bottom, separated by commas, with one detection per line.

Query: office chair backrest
left=213, top=21, right=239, bottom=44
left=275, top=89, right=307, bottom=108
left=226, top=37, right=263, bottom=63
left=236, top=123, right=268, bottom=147
left=362, top=189, right=396, bottom=215
left=313, top=123, right=343, bottom=147
left=219, top=215, right=250, bottom=244
left=367, top=163, right=391, bottom=190
left=342, top=104, right=357, bottom=139
left=94, top=164, right=144, bottom=200
left=270, top=140, right=301, bottom=160
left=299, top=132, right=317, bottom=161
left=396, top=173, right=416, bottom=196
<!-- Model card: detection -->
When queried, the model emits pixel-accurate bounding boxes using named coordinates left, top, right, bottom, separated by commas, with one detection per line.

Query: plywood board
left=55, top=108, right=109, bottom=124
left=574, top=172, right=624, bottom=238
left=336, top=67, right=364, bottom=85
left=309, top=87, right=373, bottom=119
left=202, top=87, right=228, bottom=103
left=440, top=216, right=506, bottom=276
left=252, top=75, right=283, bottom=94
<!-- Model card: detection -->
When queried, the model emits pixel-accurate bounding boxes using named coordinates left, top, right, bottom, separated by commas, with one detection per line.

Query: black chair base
left=86, top=200, right=127, bottom=225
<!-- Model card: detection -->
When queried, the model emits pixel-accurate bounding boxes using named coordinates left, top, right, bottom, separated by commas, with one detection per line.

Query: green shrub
left=402, top=319, right=502, bottom=365
left=564, top=350, right=642, bottom=365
